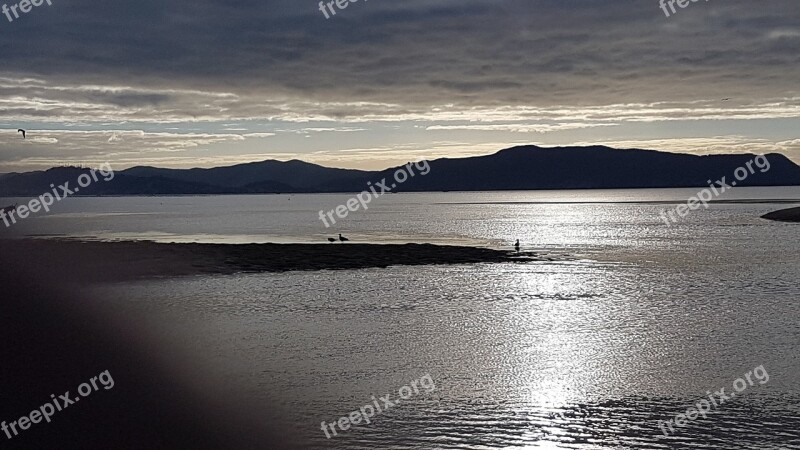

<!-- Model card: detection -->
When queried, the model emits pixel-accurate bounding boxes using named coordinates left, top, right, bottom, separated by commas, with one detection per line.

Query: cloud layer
left=0, top=0, right=797, bottom=170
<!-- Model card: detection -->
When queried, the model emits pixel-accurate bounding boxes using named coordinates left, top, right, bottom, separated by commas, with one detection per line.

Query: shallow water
left=2, top=186, right=799, bottom=248
left=22, top=188, right=800, bottom=448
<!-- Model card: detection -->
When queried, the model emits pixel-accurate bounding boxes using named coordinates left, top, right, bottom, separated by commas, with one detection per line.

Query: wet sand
left=0, top=239, right=544, bottom=282
left=761, top=206, right=800, bottom=222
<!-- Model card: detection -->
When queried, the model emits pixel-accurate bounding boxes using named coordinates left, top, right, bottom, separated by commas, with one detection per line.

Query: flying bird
left=17, top=129, right=25, bottom=139
left=721, top=98, right=731, bottom=101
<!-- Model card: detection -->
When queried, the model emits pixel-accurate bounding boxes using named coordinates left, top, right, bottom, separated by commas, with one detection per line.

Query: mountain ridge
left=1, top=145, right=799, bottom=196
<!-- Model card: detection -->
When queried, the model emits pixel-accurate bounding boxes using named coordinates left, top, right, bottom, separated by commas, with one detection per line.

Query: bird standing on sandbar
left=339, top=234, right=349, bottom=242
left=514, top=239, right=520, bottom=252
left=327, top=237, right=336, bottom=243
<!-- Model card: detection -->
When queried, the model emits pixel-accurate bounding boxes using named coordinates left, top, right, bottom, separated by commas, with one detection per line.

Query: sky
left=0, top=0, right=798, bottom=172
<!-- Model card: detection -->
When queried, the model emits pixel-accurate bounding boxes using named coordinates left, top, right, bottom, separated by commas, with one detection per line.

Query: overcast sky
left=0, top=0, right=797, bottom=171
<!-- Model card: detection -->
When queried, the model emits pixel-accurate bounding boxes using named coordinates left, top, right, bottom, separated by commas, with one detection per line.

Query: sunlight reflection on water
left=65, top=189, right=800, bottom=448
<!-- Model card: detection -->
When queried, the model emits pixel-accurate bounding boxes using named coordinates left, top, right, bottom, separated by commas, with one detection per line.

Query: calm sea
left=3, top=187, right=800, bottom=449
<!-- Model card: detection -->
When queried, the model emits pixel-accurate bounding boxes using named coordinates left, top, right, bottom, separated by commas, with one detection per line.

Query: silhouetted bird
left=327, top=237, right=336, bottom=243
left=514, top=239, right=520, bottom=252
left=17, top=129, right=25, bottom=139
left=339, top=234, right=349, bottom=242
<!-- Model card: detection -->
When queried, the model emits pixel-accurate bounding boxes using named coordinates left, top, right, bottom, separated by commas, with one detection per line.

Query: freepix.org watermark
left=320, top=374, right=436, bottom=439
left=660, top=155, right=770, bottom=226
left=659, top=0, right=709, bottom=18
left=1, top=162, right=115, bottom=228
left=318, top=160, right=430, bottom=228
left=2, top=0, right=53, bottom=23
left=658, top=365, right=769, bottom=437
left=2, top=370, right=115, bottom=440
left=317, top=0, right=367, bottom=19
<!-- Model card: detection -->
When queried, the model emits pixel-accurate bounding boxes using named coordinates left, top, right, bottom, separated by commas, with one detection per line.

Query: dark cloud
left=0, top=0, right=797, bottom=171
left=0, top=0, right=795, bottom=107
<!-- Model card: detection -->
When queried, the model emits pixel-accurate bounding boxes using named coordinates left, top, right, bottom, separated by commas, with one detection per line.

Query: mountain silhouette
left=1, top=145, right=798, bottom=196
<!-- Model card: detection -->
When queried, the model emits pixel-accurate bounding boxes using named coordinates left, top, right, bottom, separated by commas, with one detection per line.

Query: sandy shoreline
left=0, top=239, right=546, bottom=282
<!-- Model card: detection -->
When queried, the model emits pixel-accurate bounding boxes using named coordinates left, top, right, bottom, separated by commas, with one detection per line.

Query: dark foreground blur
left=0, top=242, right=302, bottom=449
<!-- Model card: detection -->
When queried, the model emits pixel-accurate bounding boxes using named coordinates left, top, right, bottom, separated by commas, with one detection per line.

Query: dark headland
left=761, top=206, right=800, bottom=223
left=0, top=239, right=545, bottom=282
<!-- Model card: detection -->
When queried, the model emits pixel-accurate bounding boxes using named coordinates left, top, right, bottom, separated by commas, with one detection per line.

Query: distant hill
left=394, top=145, right=800, bottom=191
left=122, top=159, right=370, bottom=190
left=1, top=145, right=799, bottom=196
